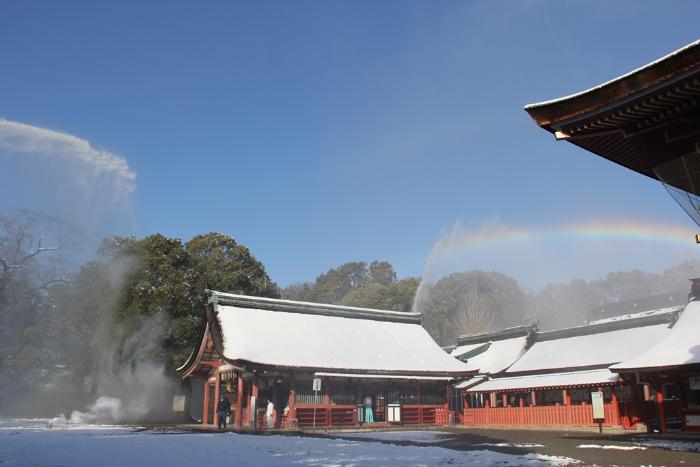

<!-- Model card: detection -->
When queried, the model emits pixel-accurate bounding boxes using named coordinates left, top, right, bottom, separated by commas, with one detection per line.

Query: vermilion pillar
left=611, top=388, right=620, bottom=426
left=213, top=372, right=221, bottom=427
left=657, top=386, right=666, bottom=433
left=252, top=373, right=259, bottom=429
left=288, top=379, right=296, bottom=419
left=236, top=372, right=244, bottom=427
left=202, top=380, right=210, bottom=425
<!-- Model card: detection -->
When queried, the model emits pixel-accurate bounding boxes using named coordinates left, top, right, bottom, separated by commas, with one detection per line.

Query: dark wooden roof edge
left=524, top=39, right=700, bottom=128
left=175, top=308, right=210, bottom=377
left=224, top=357, right=475, bottom=378
left=208, top=289, right=422, bottom=324
left=535, top=310, right=675, bottom=342
left=457, top=324, right=536, bottom=346
left=502, top=364, right=613, bottom=379
left=611, top=362, right=700, bottom=374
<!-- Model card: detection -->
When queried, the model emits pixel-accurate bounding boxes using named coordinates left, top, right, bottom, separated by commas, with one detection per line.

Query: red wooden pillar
left=323, top=381, right=330, bottom=427
left=417, top=383, right=423, bottom=424
left=213, top=372, right=221, bottom=428
left=503, top=393, right=508, bottom=407
left=288, top=379, right=296, bottom=419
left=202, top=380, right=210, bottom=425
left=235, top=372, right=244, bottom=427
left=611, top=387, right=620, bottom=426
left=252, top=373, right=259, bottom=429
left=531, top=390, right=537, bottom=406
left=657, top=386, right=666, bottom=433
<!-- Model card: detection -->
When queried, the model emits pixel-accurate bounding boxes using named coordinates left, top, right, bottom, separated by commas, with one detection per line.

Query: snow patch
left=577, top=444, right=646, bottom=450
left=0, top=426, right=583, bottom=466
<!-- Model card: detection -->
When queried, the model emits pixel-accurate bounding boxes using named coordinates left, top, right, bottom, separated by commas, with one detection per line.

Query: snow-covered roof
left=612, top=301, right=700, bottom=371
left=458, top=337, right=529, bottom=374
left=205, top=291, right=469, bottom=376
left=506, top=321, right=671, bottom=374
left=525, top=39, right=700, bottom=110
left=588, top=306, right=680, bottom=325
left=466, top=369, right=619, bottom=393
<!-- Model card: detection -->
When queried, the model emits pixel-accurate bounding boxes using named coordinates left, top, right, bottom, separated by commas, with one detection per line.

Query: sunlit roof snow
left=612, top=301, right=700, bottom=371
left=506, top=323, right=670, bottom=373
left=213, top=293, right=469, bottom=375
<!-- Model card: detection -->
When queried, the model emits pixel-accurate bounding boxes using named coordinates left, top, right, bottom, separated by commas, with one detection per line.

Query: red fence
left=293, top=404, right=448, bottom=428
left=463, top=403, right=617, bottom=427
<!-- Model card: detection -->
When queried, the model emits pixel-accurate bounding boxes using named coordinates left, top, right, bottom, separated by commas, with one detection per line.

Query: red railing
left=463, top=403, right=617, bottom=427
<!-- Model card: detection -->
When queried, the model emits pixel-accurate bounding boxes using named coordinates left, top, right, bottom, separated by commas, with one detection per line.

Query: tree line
left=2, top=210, right=699, bottom=414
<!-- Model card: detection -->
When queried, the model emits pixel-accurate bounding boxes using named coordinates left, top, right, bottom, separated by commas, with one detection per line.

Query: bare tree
left=453, top=286, right=496, bottom=336
left=0, top=211, right=79, bottom=292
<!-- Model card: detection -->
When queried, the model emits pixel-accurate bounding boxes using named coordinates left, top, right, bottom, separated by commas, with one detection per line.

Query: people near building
left=216, top=396, right=231, bottom=430
left=363, top=395, right=374, bottom=423
left=266, top=398, right=275, bottom=429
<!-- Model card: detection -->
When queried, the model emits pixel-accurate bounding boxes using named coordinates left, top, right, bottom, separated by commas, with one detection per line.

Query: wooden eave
left=524, top=40, right=700, bottom=195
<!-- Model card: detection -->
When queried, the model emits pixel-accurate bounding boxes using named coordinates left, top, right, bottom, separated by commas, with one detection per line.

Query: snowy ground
left=0, top=420, right=580, bottom=466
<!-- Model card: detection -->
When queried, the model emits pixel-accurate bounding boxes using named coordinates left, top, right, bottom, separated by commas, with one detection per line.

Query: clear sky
left=2, top=0, right=700, bottom=290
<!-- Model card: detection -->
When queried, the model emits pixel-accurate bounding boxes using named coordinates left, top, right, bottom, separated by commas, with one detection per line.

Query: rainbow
left=435, top=219, right=699, bottom=255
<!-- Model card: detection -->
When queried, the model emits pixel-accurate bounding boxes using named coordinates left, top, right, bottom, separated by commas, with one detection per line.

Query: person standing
left=363, top=395, right=374, bottom=423
left=266, top=399, right=275, bottom=429
left=217, top=397, right=231, bottom=430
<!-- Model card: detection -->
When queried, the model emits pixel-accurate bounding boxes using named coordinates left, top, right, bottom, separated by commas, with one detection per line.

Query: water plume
left=0, top=118, right=136, bottom=236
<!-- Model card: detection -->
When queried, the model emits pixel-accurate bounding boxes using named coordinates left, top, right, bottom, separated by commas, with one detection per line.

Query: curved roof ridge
left=208, top=289, right=421, bottom=324
left=525, top=39, right=700, bottom=112
left=535, top=311, right=674, bottom=342
left=457, top=324, right=535, bottom=345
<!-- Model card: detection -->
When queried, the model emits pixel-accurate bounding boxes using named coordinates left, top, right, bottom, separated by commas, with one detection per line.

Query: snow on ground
left=0, top=422, right=581, bottom=466
left=577, top=444, right=647, bottom=451
left=475, top=442, right=546, bottom=448
left=338, top=430, right=455, bottom=444
left=629, top=438, right=700, bottom=452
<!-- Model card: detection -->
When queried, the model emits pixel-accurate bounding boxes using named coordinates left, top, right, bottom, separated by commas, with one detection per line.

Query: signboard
left=591, top=391, right=605, bottom=420
left=172, top=395, right=186, bottom=412
left=312, top=378, right=322, bottom=392
left=387, top=404, right=401, bottom=423
left=250, top=396, right=256, bottom=422
left=689, top=376, right=700, bottom=390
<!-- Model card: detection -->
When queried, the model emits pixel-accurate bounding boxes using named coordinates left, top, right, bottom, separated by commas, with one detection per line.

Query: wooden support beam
left=202, top=382, right=210, bottom=425
left=657, top=386, right=667, bottom=433
left=611, top=387, right=620, bottom=427
left=236, top=372, right=244, bottom=427
left=213, top=372, right=221, bottom=428
left=199, top=360, right=222, bottom=367
left=252, top=373, right=259, bottom=430
left=289, top=379, right=296, bottom=419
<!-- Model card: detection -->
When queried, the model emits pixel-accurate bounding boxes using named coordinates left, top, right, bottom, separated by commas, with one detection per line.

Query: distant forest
left=282, top=258, right=700, bottom=345
left=2, top=210, right=699, bottom=413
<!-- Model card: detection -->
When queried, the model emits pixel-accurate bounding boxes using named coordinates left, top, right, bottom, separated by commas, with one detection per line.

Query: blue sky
left=2, top=1, right=700, bottom=290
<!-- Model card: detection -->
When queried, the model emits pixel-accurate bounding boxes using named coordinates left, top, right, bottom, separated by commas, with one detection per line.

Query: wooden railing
left=402, top=405, right=448, bottom=426
left=463, top=403, right=616, bottom=427
left=296, top=405, right=356, bottom=428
